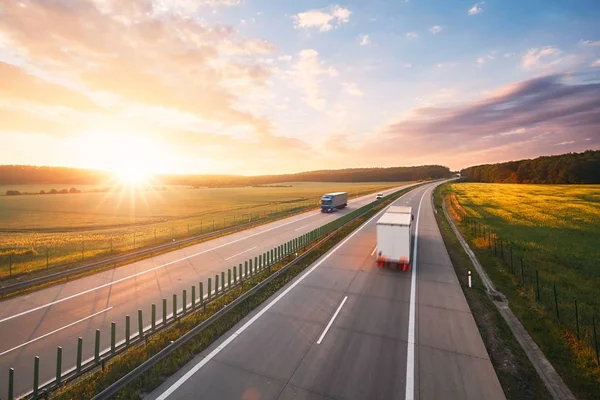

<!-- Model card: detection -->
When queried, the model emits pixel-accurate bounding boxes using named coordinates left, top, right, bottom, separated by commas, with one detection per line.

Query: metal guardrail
left=8, top=183, right=426, bottom=400
left=0, top=205, right=318, bottom=298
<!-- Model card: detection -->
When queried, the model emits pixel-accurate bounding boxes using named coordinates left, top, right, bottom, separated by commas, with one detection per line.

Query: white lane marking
left=0, top=307, right=113, bottom=357
left=224, top=246, right=257, bottom=261
left=371, top=246, right=377, bottom=256
left=154, top=185, right=424, bottom=400
left=317, top=296, right=348, bottom=345
left=294, top=223, right=312, bottom=232
left=405, top=184, right=434, bottom=400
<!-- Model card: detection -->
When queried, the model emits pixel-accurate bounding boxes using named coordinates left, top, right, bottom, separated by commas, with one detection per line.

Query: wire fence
left=446, top=196, right=600, bottom=369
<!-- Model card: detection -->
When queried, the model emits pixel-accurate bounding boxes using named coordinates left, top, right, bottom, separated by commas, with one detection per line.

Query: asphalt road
left=0, top=184, right=413, bottom=398
left=147, top=181, right=506, bottom=400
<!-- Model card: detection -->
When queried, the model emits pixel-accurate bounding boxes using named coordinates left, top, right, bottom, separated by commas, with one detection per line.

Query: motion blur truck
left=376, top=206, right=414, bottom=270
left=320, top=192, right=348, bottom=213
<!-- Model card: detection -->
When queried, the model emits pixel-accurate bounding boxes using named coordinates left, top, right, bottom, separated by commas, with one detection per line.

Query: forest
left=461, top=150, right=600, bottom=184
left=0, top=164, right=452, bottom=187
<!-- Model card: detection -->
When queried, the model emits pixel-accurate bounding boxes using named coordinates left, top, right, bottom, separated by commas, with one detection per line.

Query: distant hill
left=461, top=150, right=600, bottom=184
left=0, top=164, right=452, bottom=187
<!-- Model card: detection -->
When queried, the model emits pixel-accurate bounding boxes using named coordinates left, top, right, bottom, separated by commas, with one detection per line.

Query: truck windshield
left=321, top=200, right=332, bottom=206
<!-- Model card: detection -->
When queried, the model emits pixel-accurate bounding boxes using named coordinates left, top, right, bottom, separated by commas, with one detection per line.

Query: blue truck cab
left=320, top=192, right=349, bottom=213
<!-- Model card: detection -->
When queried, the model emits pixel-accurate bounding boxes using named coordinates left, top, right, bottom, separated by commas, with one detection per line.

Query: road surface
left=0, top=184, right=412, bottom=398
left=147, top=181, right=505, bottom=400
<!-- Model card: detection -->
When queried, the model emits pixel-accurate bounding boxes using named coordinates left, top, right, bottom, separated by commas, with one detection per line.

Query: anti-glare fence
left=447, top=199, right=600, bottom=370
left=4, top=187, right=409, bottom=400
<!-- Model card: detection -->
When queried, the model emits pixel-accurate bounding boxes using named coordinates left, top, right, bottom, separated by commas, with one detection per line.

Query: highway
left=0, top=184, right=412, bottom=398
left=147, top=181, right=506, bottom=400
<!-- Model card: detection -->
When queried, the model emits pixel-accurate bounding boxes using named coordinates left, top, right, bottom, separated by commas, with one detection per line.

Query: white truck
left=320, top=192, right=348, bottom=213
left=375, top=207, right=414, bottom=270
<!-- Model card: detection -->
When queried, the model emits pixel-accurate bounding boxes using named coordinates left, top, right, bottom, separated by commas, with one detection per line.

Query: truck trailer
left=320, top=192, right=348, bottom=213
left=375, top=210, right=413, bottom=270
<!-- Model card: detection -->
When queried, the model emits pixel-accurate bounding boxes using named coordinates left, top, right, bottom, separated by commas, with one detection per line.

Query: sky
left=0, top=0, right=599, bottom=176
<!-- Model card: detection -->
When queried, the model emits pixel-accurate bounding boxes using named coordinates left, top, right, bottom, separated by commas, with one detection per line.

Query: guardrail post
left=245, top=262, right=249, bottom=278
left=208, top=278, right=212, bottom=299
left=245, top=260, right=249, bottom=278
left=33, top=356, right=39, bottom=399
left=76, top=337, right=83, bottom=372
left=258, top=254, right=262, bottom=271
left=183, top=290, right=187, bottom=314
left=138, top=309, right=144, bottom=339
left=233, top=266, right=237, bottom=285
left=215, top=275, right=219, bottom=296
left=228, top=269, right=231, bottom=289
left=56, top=346, right=62, bottom=384
left=126, top=316, right=131, bottom=346
left=200, top=282, right=204, bottom=305
left=8, top=367, right=14, bottom=400
left=95, top=329, right=101, bottom=362
left=173, top=294, right=177, bottom=321
left=111, top=322, right=116, bottom=353
left=221, top=272, right=225, bottom=290
left=162, top=299, right=167, bottom=325
left=152, top=304, right=156, bottom=330
left=192, top=286, right=196, bottom=308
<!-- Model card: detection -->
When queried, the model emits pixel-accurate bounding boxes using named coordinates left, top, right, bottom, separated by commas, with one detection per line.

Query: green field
left=445, top=183, right=600, bottom=397
left=0, top=182, right=404, bottom=278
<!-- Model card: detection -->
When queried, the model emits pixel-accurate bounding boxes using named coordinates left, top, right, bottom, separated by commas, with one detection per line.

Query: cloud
left=521, top=47, right=563, bottom=70
left=278, top=55, right=293, bottom=62
left=579, top=40, right=600, bottom=47
left=404, top=63, right=412, bottom=68
left=288, top=49, right=338, bottom=110
left=293, top=5, right=351, bottom=32
left=429, top=26, right=443, bottom=34
left=376, top=74, right=600, bottom=165
left=406, top=32, right=419, bottom=40
left=468, top=2, right=484, bottom=15
left=342, top=82, right=363, bottom=96
left=592, top=59, right=600, bottom=68
left=359, top=34, right=371, bottom=46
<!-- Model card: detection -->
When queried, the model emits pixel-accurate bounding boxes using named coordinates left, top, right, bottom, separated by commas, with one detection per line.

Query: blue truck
left=320, top=192, right=348, bottom=213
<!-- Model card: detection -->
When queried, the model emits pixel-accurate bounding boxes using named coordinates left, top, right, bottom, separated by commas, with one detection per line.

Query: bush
left=6, top=190, right=21, bottom=196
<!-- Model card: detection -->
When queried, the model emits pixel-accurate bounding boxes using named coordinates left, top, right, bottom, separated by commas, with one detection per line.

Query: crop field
left=446, top=182, right=600, bottom=397
left=0, top=182, right=404, bottom=278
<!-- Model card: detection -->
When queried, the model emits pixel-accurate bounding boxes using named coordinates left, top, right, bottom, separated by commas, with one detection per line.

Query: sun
left=116, top=167, right=151, bottom=186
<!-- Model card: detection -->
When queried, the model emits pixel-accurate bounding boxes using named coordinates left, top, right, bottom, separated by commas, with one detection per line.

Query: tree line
left=461, top=150, right=600, bottom=184
left=0, top=164, right=453, bottom=187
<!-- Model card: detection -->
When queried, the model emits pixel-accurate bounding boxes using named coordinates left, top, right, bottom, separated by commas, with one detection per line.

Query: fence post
left=233, top=266, right=237, bottom=286
left=520, top=258, right=524, bottom=286
left=200, top=282, right=204, bottom=305
left=76, top=337, right=83, bottom=372
left=221, top=271, right=225, bottom=289
left=215, top=274, right=219, bottom=296
left=33, top=356, right=39, bottom=399
left=593, top=317, right=599, bottom=366
left=152, top=304, right=156, bottom=330
left=173, top=294, right=177, bottom=321
left=162, top=298, right=167, bottom=325
left=56, top=346, right=62, bottom=384
left=126, top=315, right=131, bottom=346
left=208, top=278, right=212, bottom=300
left=138, top=309, right=144, bottom=339
left=553, top=285, right=560, bottom=321
left=245, top=263, right=249, bottom=278
left=111, top=322, right=116, bottom=353
left=8, top=367, right=14, bottom=400
left=228, top=269, right=231, bottom=289
left=574, top=300, right=580, bottom=340
left=94, top=329, right=101, bottom=363
left=535, top=270, right=540, bottom=301
left=183, top=290, right=187, bottom=314
left=192, top=286, right=196, bottom=308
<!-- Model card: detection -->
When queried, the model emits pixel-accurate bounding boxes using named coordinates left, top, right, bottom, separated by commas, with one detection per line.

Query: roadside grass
left=52, top=185, right=410, bottom=400
left=444, top=182, right=600, bottom=399
left=434, top=184, right=552, bottom=400
left=0, top=182, right=404, bottom=279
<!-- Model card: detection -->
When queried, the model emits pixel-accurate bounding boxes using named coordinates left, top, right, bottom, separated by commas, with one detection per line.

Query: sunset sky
left=0, top=0, right=599, bottom=176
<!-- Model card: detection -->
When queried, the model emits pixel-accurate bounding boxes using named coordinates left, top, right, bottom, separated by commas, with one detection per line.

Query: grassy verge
left=434, top=184, right=552, bottom=400
left=52, top=186, right=411, bottom=400
left=443, top=183, right=600, bottom=399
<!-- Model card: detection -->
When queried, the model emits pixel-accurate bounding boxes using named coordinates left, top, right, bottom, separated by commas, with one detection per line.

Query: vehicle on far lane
left=320, top=192, right=348, bottom=213
left=375, top=207, right=413, bottom=270
left=376, top=193, right=383, bottom=200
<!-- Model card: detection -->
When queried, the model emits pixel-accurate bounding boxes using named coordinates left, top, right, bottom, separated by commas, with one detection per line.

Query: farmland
left=0, top=182, right=404, bottom=278
left=445, top=182, right=600, bottom=397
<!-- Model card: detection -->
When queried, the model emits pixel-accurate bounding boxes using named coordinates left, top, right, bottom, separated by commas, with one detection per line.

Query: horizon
left=1, top=1, right=600, bottom=177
